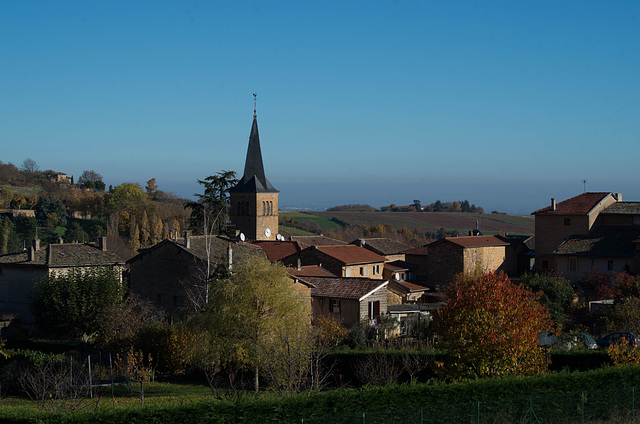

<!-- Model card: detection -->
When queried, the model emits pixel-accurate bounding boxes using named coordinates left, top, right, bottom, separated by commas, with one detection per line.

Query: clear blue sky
left=2, top=1, right=639, bottom=215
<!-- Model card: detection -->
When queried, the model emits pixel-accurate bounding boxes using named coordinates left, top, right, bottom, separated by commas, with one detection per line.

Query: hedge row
left=3, top=365, right=640, bottom=424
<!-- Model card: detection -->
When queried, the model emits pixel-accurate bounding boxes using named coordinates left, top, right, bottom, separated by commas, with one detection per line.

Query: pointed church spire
left=230, top=96, right=278, bottom=194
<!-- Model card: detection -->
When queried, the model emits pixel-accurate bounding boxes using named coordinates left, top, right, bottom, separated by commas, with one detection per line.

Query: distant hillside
left=279, top=211, right=533, bottom=244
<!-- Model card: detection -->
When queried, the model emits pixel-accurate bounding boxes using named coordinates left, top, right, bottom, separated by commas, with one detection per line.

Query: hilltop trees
left=187, top=170, right=238, bottom=235
left=433, top=272, right=553, bottom=380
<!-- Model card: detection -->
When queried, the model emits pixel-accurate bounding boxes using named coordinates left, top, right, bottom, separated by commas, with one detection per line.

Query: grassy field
left=281, top=210, right=534, bottom=236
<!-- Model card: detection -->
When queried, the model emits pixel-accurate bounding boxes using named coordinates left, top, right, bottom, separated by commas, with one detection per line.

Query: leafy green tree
left=520, top=272, right=574, bottom=327
left=606, top=296, right=640, bottom=335
left=12, top=215, right=37, bottom=249
left=186, top=256, right=312, bottom=392
left=31, top=267, right=125, bottom=339
left=77, top=170, right=104, bottom=191
left=35, top=196, right=67, bottom=227
left=107, top=183, right=147, bottom=217
left=187, top=170, right=238, bottom=235
left=433, top=272, right=553, bottom=380
left=64, top=222, right=89, bottom=243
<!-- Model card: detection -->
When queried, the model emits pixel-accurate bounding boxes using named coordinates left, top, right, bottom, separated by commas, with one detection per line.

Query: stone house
left=127, top=235, right=264, bottom=315
left=0, top=237, right=124, bottom=326
left=403, top=245, right=429, bottom=283
left=295, top=276, right=389, bottom=327
left=532, top=192, right=619, bottom=273
left=282, top=244, right=387, bottom=279
left=425, top=235, right=516, bottom=288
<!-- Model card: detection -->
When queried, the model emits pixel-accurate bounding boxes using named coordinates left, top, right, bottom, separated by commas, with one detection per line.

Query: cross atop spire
left=253, top=93, right=257, bottom=118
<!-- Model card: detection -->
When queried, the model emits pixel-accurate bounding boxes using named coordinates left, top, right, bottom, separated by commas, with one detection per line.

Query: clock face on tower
left=264, top=228, right=271, bottom=238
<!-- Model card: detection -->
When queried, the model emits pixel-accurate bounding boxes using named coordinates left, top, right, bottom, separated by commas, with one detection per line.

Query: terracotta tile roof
left=314, top=245, right=387, bottom=265
left=288, top=265, right=336, bottom=278
left=385, top=260, right=418, bottom=272
left=350, top=238, right=407, bottom=256
left=441, top=235, right=510, bottom=248
left=299, top=276, right=388, bottom=300
left=0, top=243, right=125, bottom=267
left=250, top=240, right=303, bottom=262
left=287, top=235, right=347, bottom=246
left=554, top=227, right=640, bottom=258
left=395, top=281, right=430, bottom=292
left=532, top=192, right=613, bottom=216
left=601, top=202, right=640, bottom=215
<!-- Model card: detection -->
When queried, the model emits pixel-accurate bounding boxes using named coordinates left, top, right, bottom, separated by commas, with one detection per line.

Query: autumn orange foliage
left=433, top=272, right=554, bottom=380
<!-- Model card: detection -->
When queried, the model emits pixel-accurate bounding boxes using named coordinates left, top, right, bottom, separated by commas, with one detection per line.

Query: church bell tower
left=229, top=96, right=279, bottom=241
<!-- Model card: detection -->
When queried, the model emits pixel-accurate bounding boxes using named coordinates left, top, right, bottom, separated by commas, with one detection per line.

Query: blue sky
left=2, top=1, right=639, bottom=215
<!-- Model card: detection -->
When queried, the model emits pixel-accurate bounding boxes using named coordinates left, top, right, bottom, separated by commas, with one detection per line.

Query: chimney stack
left=551, top=198, right=556, bottom=211
left=616, top=193, right=623, bottom=202
left=33, top=238, right=40, bottom=251
left=99, top=236, right=107, bottom=251
left=28, top=246, right=35, bottom=262
left=183, top=230, right=190, bottom=249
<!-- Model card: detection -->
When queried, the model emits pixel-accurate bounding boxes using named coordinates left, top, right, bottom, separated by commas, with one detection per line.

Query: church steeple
left=231, top=96, right=278, bottom=194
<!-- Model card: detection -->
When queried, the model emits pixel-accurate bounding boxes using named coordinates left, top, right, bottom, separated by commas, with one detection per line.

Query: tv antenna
left=583, top=179, right=587, bottom=193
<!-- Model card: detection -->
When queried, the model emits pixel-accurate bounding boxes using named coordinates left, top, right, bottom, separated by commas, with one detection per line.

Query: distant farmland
left=280, top=211, right=534, bottom=236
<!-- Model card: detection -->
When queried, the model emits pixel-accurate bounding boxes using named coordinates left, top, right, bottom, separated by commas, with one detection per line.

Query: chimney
left=360, top=238, right=365, bottom=247
left=616, top=193, right=623, bottom=201
left=28, top=246, right=35, bottom=262
left=99, top=236, right=107, bottom=251
left=33, top=238, right=40, bottom=251
left=297, top=257, right=302, bottom=271
left=551, top=198, right=556, bottom=211
left=58, top=237, right=64, bottom=244
left=183, top=231, right=190, bottom=249
left=227, top=242, right=233, bottom=271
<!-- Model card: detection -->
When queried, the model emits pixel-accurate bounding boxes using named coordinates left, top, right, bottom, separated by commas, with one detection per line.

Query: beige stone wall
left=462, top=245, right=511, bottom=275
left=344, top=263, right=384, bottom=279
left=358, top=288, right=388, bottom=323
left=230, top=192, right=278, bottom=241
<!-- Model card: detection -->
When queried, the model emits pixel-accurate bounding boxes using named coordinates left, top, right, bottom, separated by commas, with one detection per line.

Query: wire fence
left=277, top=386, right=640, bottom=424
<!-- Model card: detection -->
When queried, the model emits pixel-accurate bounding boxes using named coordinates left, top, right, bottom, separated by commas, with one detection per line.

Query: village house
left=282, top=244, right=387, bottom=279
left=424, top=235, right=517, bottom=288
left=532, top=193, right=640, bottom=281
left=349, top=238, right=407, bottom=262
left=0, top=237, right=124, bottom=326
left=127, top=234, right=263, bottom=315
left=294, top=276, right=389, bottom=327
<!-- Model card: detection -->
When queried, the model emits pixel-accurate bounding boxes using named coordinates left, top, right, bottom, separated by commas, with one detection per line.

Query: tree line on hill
left=0, top=159, right=189, bottom=257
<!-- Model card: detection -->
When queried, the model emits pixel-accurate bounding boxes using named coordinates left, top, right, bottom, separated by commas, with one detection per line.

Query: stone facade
left=230, top=191, right=278, bottom=241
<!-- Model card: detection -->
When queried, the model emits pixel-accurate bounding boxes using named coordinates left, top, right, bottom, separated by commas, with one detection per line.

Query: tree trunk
left=254, top=366, right=259, bottom=392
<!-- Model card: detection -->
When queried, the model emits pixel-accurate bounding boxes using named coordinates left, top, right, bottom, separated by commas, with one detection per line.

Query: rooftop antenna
left=253, top=93, right=257, bottom=117
left=583, top=179, right=587, bottom=193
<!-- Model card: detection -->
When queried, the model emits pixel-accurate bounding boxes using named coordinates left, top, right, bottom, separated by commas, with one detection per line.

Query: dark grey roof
left=554, top=227, right=640, bottom=258
left=601, top=202, right=640, bottom=215
left=0, top=243, right=124, bottom=267
left=297, top=276, right=388, bottom=300
left=230, top=114, right=278, bottom=194
left=350, top=238, right=407, bottom=256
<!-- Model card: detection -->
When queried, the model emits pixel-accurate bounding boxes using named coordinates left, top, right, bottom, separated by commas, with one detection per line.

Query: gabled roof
left=430, top=235, right=510, bottom=249
left=230, top=114, right=278, bottom=194
left=384, top=260, right=418, bottom=272
left=298, top=276, right=388, bottom=301
left=288, top=265, right=336, bottom=278
left=601, top=202, right=640, bottom=215
left=532, top=192, right=613, bottom=216
left=250, top=240, right=304, bottom=262
left=287, top=235, right=347, bottom=246
left=554, top=227, right=640, bottom=258
left=0, top=243, right=124, bottom=267
left=127, top=235, right=264, bottom=265
left=313, top=245, right=387, bottom=265
left=350, top=238, right=407, bottom=256
left=391, top=280, right=430, bottom=293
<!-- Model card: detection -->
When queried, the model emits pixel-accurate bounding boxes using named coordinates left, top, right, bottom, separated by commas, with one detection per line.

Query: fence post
left=581, top=391, right=584, bottom=424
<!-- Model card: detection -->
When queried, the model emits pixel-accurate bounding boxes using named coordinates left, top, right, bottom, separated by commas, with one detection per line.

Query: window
left=373, top=265, right=380, bottom=275
left=608, top=260, right=614, bottom=271
left=329, top=299, right=341, bottom=313
left=345, top=268, right=350, bottom=277
left=368, top=300, right=380, bottom=321
left=564, top=218, right=571, bottom=226
left=360, top=266, right=366, bottom=276
left=569, top=257, right=577, bottom=272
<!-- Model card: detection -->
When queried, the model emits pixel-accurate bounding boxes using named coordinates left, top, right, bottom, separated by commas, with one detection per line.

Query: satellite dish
left=537, top=331, right=558, bottom=348
left=239, top=233, right=245, bottom=242
left=394, top=273, right=400, bottom=280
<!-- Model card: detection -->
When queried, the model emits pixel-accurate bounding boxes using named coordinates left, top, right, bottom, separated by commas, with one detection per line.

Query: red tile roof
left=532, top=192, right=613, bottom=216
left=314, top=245, right=387, bottom=265
left=250, top=240, right=303, bottom=262
left=442, top=235, right=510, bottom=248
left=403, top=245, right=429, bottom=255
